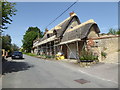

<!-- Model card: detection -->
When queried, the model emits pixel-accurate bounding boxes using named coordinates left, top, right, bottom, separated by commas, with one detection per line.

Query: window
left=47, top=34, right=50, bottom=38
left=53, top=30, right=57, bottom=35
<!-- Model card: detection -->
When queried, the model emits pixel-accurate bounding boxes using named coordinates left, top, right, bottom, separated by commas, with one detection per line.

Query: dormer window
left=47, top=34, right=50, bottom=38
left=53, top=30, right=57, bottom=35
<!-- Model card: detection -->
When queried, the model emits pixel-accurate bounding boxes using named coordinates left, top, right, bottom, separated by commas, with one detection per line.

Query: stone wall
left=99, top=36, right=120, bottom=62
left=90, top=36, right=120, bottom=62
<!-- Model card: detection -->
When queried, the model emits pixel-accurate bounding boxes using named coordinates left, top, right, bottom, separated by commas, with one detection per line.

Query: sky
left=4, top=2, right=118, bottom=48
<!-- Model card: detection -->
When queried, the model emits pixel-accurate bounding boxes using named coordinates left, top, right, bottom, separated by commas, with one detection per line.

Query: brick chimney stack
left=69, top=11, right=75, bottom=16
left=44, top=28, right=49, bottom=35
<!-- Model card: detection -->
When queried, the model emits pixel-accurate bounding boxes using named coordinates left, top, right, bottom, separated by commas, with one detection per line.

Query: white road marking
left=60, top=62, right=118, bottom=85
left=12, top=60, right=25, bottom=62
left=78, top=70, right=118, bottom=84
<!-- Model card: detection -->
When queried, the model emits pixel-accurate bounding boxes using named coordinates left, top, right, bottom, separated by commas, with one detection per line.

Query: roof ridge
left=47, top=13, right=77, bottom=34
left=66, top=19, right=96, bottom=32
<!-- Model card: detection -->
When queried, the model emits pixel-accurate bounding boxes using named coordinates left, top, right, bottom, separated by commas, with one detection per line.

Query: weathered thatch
left=36, top=35, right=57, bottom=46
left=41, top=13, right=81, bottom=41
left=60, top=19, right=100, bottom=44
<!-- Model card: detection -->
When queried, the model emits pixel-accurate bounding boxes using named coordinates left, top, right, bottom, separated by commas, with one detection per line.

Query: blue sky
left=4, top=2, right=118, bottom=47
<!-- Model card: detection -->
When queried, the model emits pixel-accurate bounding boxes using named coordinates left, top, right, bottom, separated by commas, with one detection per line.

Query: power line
left=45, top=0, right=78, bottom=29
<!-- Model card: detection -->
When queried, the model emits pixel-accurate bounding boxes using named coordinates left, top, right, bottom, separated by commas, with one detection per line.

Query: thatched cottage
left=33, top=12, right=101, bottom=59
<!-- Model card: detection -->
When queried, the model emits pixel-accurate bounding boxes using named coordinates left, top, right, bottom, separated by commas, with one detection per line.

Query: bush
left=79, top=50, right=98, bottom=61
left=45, top=55, right=55, bottom=59
left=39, top=55, right=55, bottom=59
left=101, top=51, right=107, bottom=58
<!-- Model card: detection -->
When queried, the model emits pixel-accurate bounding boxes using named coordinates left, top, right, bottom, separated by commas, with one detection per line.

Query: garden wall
left=90, top=35, right=120, bottom=62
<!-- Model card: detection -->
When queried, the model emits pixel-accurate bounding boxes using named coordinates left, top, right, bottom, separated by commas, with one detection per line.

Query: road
left=2, top=55, right=118, bottom=88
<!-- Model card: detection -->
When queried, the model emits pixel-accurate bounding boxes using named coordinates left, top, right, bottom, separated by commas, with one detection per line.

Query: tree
left=0, top=1, right=17, bottom=31
left=2, top=34, right=19, bottom=52
left=22, top=27, right=43, bottom=53
left=108, top=28, right=120, bottom=35
left=11, top=43, right=19, bottom=51
left=116, top=29, right=120, bottom=35
left=2, top=34, right=12, bottom=51
left=108, top=28, right=117, bottom=35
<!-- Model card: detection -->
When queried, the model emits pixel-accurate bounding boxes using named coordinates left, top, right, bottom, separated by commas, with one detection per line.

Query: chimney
left=44, top=28, right=49, bottom=35
left=69, top=11, right=75, bottom=16
left=45, top=28, right=49, bottom=32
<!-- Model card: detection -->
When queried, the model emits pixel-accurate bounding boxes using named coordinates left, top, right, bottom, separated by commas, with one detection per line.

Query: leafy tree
left=116, top=29, right=120, bottom=35
left=19, top=47, right=24, bottom=52
left=2, top=34, right=19, bottom=52
left=108, top=28, right=120, bottom=35
left=22, top=27, right=43, bottom=53
left=0, top=1, right=17, bottom=31
left=108, top=28, right=117, bottom=35
left=2, top=34, right=12, bottom=51
left=11, top=43, right=19, bottom=51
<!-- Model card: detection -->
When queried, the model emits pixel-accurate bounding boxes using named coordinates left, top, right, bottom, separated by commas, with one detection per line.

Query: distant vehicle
left=11, top=51, right=23, bottom=59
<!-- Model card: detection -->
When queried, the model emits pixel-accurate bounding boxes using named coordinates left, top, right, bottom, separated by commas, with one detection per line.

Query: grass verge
left=23, top=52, right=38, bottom=56
left=23, top=52, right=55, bottom=60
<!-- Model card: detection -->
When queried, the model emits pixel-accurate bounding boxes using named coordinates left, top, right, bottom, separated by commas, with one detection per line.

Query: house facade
left=33, top=12, right=101, bottom=60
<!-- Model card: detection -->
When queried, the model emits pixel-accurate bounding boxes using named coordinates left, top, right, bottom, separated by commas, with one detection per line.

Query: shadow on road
left=2, top=60, right=34, bottom=75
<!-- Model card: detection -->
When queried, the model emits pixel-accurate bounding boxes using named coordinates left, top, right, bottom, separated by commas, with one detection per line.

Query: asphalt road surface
left=2, top=55, right=118, bottom=88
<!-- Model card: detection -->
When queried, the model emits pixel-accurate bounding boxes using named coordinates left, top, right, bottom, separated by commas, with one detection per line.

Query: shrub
left=101, top=51, right=107, bottom=58
left=45, top=55, right=55, bottom=59
left=79, top=50, right=98, bottom=61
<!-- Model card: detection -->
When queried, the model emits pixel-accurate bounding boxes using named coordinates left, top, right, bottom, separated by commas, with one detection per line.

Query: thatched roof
left=60, top=19, right=100, bottom=44
left=41, top=13, right=81, bottom=41
left=33, top=35, right=58, bottom=47
left=58, top=38, right=81, bottom=45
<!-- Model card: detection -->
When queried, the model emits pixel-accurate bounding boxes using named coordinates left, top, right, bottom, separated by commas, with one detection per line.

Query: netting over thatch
left=33, top=14, right=100, bottom=48
left=41, top=13, right=81, bottom=41
left=60, top=19, right=100, bottom=43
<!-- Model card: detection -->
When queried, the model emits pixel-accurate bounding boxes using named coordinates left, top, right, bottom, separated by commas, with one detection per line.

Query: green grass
left=23, top=52, right=38, bottom=56
left=23, top=52, right=55, bottom=59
